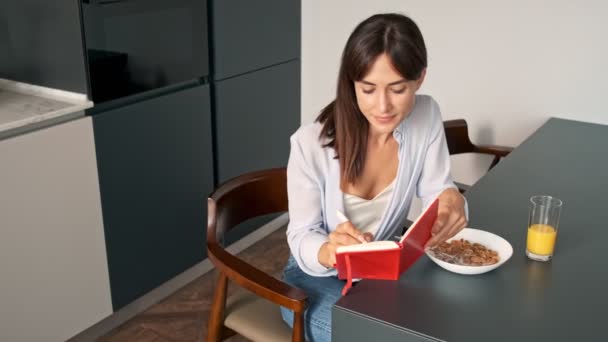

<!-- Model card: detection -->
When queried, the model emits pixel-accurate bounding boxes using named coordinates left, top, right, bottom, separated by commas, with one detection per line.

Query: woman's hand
left=318, top=222, right=373, bottom=268
left=425, top=188, right=467, bottom=248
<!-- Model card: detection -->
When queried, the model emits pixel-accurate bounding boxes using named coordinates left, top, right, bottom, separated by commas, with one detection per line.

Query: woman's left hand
left=425, top=188, right=467, bottom=248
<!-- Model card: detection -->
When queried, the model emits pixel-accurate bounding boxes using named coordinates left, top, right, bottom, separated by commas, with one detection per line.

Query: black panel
left=211, top=0, right=300, bottom=80
left=214, top=60, right=300, bottom=183
left=81, top=0, right=209, bottom=103
left=0, top=0, right=88, bottom=94
left=93, top=84, right=214, bottom=310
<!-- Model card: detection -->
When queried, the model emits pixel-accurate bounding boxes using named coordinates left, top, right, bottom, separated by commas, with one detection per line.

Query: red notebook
left=334, top=198, right=439, bottom=295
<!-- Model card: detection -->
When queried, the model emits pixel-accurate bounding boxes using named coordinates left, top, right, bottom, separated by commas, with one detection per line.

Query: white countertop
left=0, top=78, right=93, bottom=134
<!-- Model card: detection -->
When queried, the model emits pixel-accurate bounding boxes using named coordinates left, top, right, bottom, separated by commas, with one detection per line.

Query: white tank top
left=343, top=180, right=395, bottom=237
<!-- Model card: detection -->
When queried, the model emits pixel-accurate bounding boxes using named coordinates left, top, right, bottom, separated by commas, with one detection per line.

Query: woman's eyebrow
left=360, top=79, right=408, bottom=86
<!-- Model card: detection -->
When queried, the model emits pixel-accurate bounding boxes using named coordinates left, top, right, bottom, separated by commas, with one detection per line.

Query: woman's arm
left=416, top=99, right=468, bottom=247
left=285, top=133, right=335, bottom=276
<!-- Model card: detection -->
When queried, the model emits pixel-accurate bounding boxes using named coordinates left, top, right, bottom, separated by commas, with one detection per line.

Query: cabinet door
left=0, top=0, right=88, bottom=93
left=93, top=84, right=214, bottom=310
left=211, top=0, right=300, bottom=80
left=214, top=60, right=300, bottom=183
left=0, top=117, right=111, bottom=342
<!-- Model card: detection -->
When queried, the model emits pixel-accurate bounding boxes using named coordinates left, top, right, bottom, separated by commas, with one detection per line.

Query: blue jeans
left=280, top=255, right=345, bottom=342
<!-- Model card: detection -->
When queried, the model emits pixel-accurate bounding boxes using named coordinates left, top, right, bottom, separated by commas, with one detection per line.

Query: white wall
left=302, top=0, right=608, bottom=217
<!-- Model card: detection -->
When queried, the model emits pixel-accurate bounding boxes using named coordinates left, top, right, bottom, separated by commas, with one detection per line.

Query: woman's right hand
left=318, top=221, right=373, bottom=268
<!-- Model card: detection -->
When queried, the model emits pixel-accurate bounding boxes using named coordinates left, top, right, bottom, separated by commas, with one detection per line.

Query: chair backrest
left=443, top=119, right=478, bottom=155
left=209, top=168, right=288, bottom=241
left=443, top=119, right=514, bottom=193
left=206, top=167, right=306, bottom=342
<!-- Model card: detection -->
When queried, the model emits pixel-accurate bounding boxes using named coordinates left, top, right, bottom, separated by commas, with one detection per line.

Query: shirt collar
left=392, top=119, right=406, bottom=144
left=393, top=95, right=418, bottom=144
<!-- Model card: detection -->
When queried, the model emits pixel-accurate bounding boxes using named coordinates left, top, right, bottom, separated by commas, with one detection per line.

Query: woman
left=281, top=13, right=467, bottom=341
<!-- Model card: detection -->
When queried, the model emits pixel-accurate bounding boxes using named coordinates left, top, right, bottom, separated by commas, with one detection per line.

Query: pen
left=336, top=210, right=367, bottom=243
left=336, top=210, right=349, bottom=224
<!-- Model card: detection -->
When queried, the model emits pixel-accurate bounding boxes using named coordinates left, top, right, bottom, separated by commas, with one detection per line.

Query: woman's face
left=354, top=53, right=425, bottom=136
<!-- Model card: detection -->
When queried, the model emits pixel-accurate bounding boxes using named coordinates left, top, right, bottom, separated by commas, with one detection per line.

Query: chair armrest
left=454, top=181, right=471, bottom=194
left=208, top=242, right=308, bottom=313
left=475, top=144, right=513, bottom=157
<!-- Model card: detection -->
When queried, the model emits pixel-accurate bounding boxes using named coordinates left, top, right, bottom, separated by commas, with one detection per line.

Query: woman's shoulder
left=289, top=121, right=334, bottom=177
left=407, top=95, right=442, bottom=125
left=399, top=95, right=443, bottom=138
left=290, top=121, right=334, bottom=163
left=290, top=121, right=327, bottom=147
left=414, top=94, right=440, bottom=115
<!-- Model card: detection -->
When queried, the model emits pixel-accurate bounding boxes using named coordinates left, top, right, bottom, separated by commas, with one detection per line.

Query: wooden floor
left=99, top=226, right=290, bottom=342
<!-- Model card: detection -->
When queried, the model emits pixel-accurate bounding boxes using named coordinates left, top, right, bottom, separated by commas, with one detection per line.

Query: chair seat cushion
left=225, top=290, right=292, bottom=342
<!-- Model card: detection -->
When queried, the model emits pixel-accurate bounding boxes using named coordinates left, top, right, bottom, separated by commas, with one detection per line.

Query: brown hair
left=317, top=13, right=427, bottom=184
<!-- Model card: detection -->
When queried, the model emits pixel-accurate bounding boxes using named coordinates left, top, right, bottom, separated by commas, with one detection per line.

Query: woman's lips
left=375, top=115, right=396, bottom=124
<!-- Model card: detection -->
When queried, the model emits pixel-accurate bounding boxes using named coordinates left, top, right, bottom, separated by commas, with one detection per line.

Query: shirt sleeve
left=286, top=133, right=335, bottom=276
left=416, top=99, right=469, bottom=218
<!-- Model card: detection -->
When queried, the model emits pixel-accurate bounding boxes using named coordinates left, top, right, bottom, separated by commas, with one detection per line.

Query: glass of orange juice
left=526, top=195, right=563, bottom=261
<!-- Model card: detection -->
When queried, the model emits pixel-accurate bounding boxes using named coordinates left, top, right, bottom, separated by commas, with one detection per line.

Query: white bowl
left=425, top=228, right=513, bottom=275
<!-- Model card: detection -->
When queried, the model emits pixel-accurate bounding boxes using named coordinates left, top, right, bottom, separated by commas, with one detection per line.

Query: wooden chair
left=206, top=168, right=308, bottom=342
left=443, top=119, right=514, bottom=193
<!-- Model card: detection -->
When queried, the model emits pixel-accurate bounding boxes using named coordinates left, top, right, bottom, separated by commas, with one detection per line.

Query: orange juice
left=527, top=224, right=557, bottom=255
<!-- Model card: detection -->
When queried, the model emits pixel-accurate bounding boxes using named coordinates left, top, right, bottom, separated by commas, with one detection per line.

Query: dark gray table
left=333, top=118, right=608, bottom=342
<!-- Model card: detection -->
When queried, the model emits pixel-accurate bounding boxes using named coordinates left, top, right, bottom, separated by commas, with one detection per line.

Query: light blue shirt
left=286, top=95, right=462, bottom=276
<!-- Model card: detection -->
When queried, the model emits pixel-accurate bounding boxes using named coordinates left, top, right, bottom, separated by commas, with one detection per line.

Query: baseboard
left=68, top=213, right=289, bottom=342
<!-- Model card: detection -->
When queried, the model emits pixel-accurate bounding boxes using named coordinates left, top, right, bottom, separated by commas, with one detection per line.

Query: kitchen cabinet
left=210, top=0, right=300, bottom=243
left=213, top=60, right=299, bottom=245
left=214, top=60, right=300, bottom=183
left=0, top=116, right=111, bottom=342
left=0, top=0, right=88, bottom=93
left=92, top=84, right=214, bottom=310
left=211, top=0, right=301, bottom=80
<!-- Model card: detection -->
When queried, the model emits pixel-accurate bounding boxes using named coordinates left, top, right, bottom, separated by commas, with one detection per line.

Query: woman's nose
left=378, top=92, right=392, bottom=113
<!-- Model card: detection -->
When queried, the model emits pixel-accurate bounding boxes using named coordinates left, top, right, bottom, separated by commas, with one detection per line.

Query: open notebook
left=334, top=197, right=439, bottom=295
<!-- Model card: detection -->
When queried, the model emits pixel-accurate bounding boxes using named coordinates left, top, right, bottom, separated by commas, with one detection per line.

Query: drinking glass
left=526, top=195, right=563, bottom=261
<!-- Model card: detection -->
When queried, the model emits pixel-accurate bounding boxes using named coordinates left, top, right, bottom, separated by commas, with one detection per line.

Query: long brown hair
left=317, top=13, right=427, bottom=184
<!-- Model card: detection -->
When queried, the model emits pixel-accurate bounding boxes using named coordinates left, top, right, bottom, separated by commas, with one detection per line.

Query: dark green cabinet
left=210, top=0, right=300, bottom=243
left=92, top=84, right=214, bottom=310
left=211, top=0, right=301, bottom=80
left=0, top=0, right=88, bottom=93
left=214, top=60, right=300, bottom=183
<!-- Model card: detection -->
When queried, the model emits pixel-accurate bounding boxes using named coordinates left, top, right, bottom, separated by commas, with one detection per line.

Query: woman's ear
left=415, top=68, right=427, bottom=90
